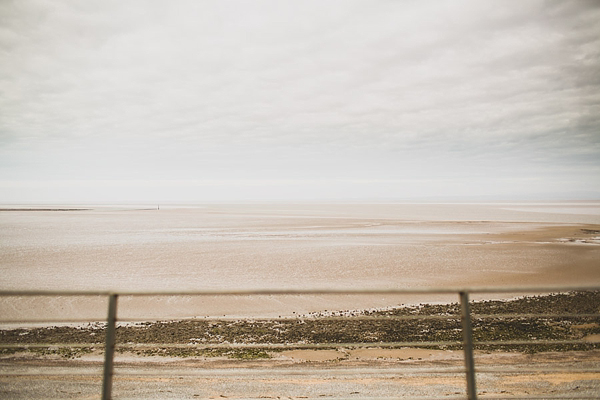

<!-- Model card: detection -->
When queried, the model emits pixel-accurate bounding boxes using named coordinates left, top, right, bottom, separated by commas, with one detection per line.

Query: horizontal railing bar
left=0, top=285, right=598, bottom=297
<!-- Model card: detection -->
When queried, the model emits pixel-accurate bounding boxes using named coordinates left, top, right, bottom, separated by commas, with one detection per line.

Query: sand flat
left=1, top=203, right=599, bottom=321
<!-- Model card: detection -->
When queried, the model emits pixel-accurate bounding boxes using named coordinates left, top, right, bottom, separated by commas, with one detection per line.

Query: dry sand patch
left=584, top=334, right=600, bottom=342
left=346, top=347, right=461, bottom=361
left=280, top=349, right=343, bottom=362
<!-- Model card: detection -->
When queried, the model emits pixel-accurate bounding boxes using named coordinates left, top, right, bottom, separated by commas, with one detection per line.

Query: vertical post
left=102, top=294, right=118, bottom=400
left=460, top=291, right=477, bottom=400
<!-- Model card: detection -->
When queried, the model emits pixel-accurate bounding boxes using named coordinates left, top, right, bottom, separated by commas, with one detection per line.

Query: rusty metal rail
left=1, top=286, right=600, bottom=400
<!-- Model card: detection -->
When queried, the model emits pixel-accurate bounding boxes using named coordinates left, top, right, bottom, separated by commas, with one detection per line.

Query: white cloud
left=1, top=0, right=599, bottom=201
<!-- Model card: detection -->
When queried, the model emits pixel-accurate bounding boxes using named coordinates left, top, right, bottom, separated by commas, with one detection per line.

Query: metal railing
left=1, top=286, right=600, bottom=399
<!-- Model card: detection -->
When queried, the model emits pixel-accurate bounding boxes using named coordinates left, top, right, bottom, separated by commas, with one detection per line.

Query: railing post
left=460, top=291, right=477, bottom=400
left=102, top=294, right=118, bottom=400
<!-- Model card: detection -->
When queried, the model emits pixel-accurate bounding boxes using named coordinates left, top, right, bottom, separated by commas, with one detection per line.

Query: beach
left=2, top=202, right=600, bottom=398
left=1, top=202, right=600, bottom=321
left=2, top=291, right=600, bottom=398
left=3, top=350, right=599, bottom=399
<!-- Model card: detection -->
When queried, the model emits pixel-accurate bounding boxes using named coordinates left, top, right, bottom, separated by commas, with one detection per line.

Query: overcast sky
left=1, top=0, right=599, bottom=203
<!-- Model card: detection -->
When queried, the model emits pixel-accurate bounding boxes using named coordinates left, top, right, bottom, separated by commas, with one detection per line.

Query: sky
left=1, top=0, right=599, bottom=203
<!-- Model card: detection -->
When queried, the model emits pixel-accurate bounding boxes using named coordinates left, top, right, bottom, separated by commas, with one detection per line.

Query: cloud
left=1, top=0, right=599, bottom=201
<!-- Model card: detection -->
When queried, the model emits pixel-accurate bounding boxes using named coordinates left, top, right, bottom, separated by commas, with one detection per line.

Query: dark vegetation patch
left=581, top=229, right=600, bottom=235
left=2, top=291, right=599, bottom=358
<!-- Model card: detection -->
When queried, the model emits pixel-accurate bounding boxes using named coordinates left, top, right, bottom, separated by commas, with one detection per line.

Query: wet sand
left=2, top=262, right=600, bottom=398
left=1, top=203, right=600, bottom=321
